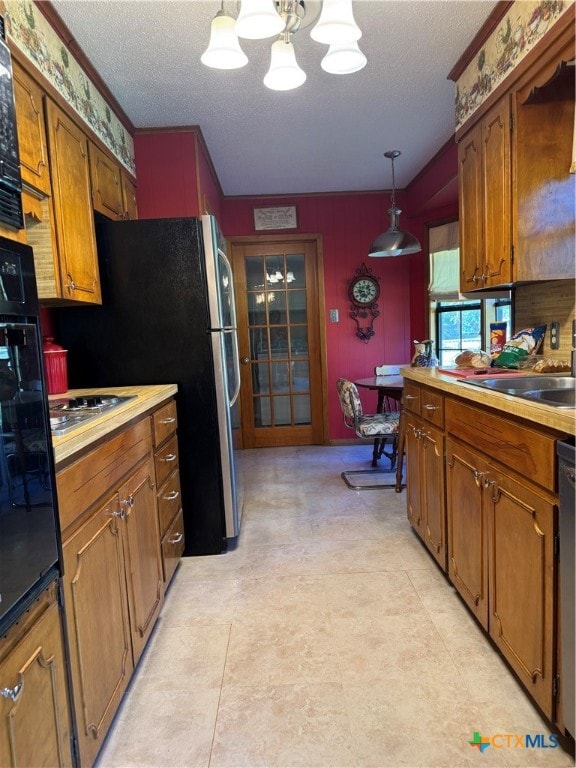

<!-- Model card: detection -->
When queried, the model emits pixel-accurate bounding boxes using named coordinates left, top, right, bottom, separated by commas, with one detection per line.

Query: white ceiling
left=50, top=0, right=498, bottom=196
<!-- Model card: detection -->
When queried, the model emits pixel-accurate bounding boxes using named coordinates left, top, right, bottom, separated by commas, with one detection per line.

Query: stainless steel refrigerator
left=56, top=215, right=242, bottom=555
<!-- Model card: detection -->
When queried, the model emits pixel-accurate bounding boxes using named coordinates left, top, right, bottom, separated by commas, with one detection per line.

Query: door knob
left=241, top=357, right=250, bottom=364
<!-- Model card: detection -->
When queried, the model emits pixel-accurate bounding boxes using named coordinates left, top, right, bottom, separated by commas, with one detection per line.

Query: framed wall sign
left=253, top=205, right=298, bottom=231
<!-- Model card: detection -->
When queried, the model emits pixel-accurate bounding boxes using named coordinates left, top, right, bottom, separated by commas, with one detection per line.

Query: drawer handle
left=108, top=507, right=125, bottom=520
left=423, top=404, right=437, bottom=411
left=1, top=683, right=22, bottom=702
left=160, top=454, right=177, bottom=463
left=168, top=532, right=183, bottom=544
left=404, top=395, right=417, bottom=400
left=160, top=417, right=176, bottom=425
left=163, top=490, right=180, bottom=501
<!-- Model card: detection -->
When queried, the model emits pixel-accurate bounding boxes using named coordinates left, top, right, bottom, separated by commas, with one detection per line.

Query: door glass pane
left=290, top=327, right=308, bottom=357
left=273, top=396, right=291, bottom=425
left=247, top=292, right=268, bottom=326
left=288, top=291, right=307, bottom=323
left=254, top=397, right=271, bottom=427
left=286, top=253, right=305, bottom=288
left=271, top=362, right=290, bottom=393
left=268, top=293, right=287, bottom=324
left=252, top=363, right=269, bottom=394
left=250, top=327, right=268, bottom=358
left=291, top=361, right=309, bottom=392
left=293, top=395, right=311, bottom=424
left=246, top=256, right=265, bottom=291
left=270, top=326, right=288, bottom=355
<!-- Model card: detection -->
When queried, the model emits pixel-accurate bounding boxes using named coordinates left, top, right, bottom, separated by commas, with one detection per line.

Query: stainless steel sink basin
left=465, top=375, right=576, bottom=394
left=520, top=389, right=576, bottom=408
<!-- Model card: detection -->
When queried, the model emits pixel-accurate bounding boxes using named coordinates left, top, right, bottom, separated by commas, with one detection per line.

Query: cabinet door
left=62, top=493, right=133, bottom=768
left=421, top=424, right=446, bottom=571
left=486, top=466, right=555, bottom=718
left=45, top=100, right=101, bottom=304
left=446, top=438, right=489, bottom=628
left=121, top=171, right=138, bottom=220
left=0, top=598, right=73, bottom=768
left=481, top=98, right=512, bottom=286
left=120, top=457, right=164, bottom=665
left=405, top=413, right=423, bottom=534
left=12, top=62, right=51, bottom=195
left=89, top=142, right=124, bottom=219
left=458, top=122, right=483, bottom=291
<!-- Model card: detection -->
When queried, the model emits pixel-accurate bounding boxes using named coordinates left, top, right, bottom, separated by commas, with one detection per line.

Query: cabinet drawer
left=154, top=433, right=179, bottom=488
left=152, top=400, right=178, bottom=447
left=403, top=380, right=421, bottom=415
left=162, top=508, right=185, bottom=584
left=57, top=419, right=152, bottom=533
left=420, top=387, right=444, bottom=428
left=445, top=398, right=558, bottom=491
left=157, top=469, right=181, bottom=536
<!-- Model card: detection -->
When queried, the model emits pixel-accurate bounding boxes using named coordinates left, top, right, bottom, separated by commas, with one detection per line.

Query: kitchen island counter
left=401, top=367, right=575, bottom=436
left=50, top=384, right=178, bottom=466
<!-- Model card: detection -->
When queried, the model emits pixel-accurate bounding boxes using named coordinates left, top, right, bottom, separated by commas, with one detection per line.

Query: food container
left=42, top=337, right=68, bottom=394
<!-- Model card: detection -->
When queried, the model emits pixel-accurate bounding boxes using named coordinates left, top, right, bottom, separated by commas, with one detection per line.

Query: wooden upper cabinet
left=121, top=171, right=138, bottom=220
left=45, top=99, right=101, bottom=304
left=458, top=96, right=512, bottom=292
left=89, top=141, right=124, bottom=219
left=12, top=61, right=51, bottom=196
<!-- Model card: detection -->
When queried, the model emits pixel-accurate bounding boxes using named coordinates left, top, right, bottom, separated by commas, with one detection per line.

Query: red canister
left=42, top=337, right=68, bottom=395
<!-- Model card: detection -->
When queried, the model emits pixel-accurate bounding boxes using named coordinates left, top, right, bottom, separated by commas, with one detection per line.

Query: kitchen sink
left=520, top=389, right=576, bottom=408
left=464, top=375, right=576, bottom=394
left=463, top=375, right=576, bottom=408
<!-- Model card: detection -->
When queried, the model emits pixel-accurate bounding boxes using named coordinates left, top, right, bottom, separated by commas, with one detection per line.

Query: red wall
left=133, top=131, right=458, bottom=441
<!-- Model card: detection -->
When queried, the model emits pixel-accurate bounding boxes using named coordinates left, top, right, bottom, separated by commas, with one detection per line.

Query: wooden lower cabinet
left=0, top=583, right=73, bottom=767
left=446, top=438, right=489, bottom=628
left=486, top=465, right=556, bottom=717
left=58, top=417, right=165, bottom=766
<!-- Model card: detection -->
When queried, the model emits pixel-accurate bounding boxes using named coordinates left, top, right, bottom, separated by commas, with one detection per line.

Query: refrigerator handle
left=230, top=330, right=241, bottom=407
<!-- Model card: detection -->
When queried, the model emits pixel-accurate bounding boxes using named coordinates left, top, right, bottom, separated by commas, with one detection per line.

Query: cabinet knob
left=121, top=495, right=134, bottom=509
left=1, top=683, right=22, bottom=702
left=109, top=507, right=125, bottom=520
left=472, top=469, right=487, bottom=487
left=241, top=357, right=250, bottom=365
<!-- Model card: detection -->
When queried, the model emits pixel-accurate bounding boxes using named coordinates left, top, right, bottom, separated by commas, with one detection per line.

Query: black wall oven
left=0, top=236, right=60, bottom=635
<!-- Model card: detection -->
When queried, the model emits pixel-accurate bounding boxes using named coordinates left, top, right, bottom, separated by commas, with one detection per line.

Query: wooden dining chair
left=336, top=378, right=400, bottom=489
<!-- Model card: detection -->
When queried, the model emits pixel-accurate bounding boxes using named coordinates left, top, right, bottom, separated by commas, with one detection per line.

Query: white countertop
left=401, top=367, right=575, bottom=435
left=50, top=384, right=178, bottom=466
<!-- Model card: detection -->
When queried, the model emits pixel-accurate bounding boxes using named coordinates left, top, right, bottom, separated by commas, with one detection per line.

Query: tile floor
left=96, top=445, right=574, bottom=768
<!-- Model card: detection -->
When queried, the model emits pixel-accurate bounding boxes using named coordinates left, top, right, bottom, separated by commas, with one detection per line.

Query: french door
left=230, top=235, right=325, bottom=448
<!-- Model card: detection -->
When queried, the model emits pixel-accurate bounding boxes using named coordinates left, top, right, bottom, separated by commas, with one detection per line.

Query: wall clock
left=348, top=263, right=380, bottom=343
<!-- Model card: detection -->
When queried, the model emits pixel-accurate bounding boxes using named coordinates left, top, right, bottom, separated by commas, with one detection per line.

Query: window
left=428, top=222, right=511, bottom=366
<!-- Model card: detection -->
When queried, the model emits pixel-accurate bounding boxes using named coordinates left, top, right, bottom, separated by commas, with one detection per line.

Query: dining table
left=354, top=374, right=405, bottom=491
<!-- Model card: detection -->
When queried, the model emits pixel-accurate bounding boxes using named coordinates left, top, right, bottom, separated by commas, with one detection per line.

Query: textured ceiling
left=50, top=0, right=498, bottom=196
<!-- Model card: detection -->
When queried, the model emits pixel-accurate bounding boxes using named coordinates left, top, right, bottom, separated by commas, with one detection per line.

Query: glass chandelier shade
left=369, top=151, right=422, bottom=258
left=234, top=0, right=285, bottom=39
left=321, top=40, right=366, bottom=74
left=264, top=37, right=306, bottom=90
left=310, top=0, right=361, bottom=44
left=201, top=10, right=248, bottom=69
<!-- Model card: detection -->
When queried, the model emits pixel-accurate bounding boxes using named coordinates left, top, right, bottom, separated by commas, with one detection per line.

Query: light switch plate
left=329, top=309, right=339, bottom=323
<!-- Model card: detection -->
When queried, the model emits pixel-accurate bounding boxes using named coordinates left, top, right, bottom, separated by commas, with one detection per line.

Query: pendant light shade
left=321, top=40, right=366, bottom=74
left=201, top=9, right=248, bottom=69
left=311, top=0, right=361, bottom=44
left=369, top=151, right=422, bottom=258
left=235, top=0, right=286, bottom=40
left=264, top=37, right=306, bottom=91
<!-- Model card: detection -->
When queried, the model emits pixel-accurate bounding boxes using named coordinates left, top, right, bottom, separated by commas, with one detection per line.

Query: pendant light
left=235, top=0, right=285, bottom=39
left=201, top=6, right=248, bottom=69
left=264, top=34, right=306, bottom=91
left=369, top=151, right=422, bottom=258
left=321, top=40, right=366, bottom=74
left=310, top=0, right=361, bottom=44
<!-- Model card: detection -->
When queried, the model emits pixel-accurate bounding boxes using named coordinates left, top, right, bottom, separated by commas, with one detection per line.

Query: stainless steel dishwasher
left=557, top=437, right=575, bottom=737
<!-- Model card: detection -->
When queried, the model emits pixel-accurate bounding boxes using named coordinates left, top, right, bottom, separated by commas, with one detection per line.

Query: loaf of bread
left=532, top=358, right=571, bottom=373
left=455, top=350, right=491, bottom=369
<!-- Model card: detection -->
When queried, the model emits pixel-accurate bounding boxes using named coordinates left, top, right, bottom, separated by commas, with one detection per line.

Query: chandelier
left=201, top=0, right=365, bottom=91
